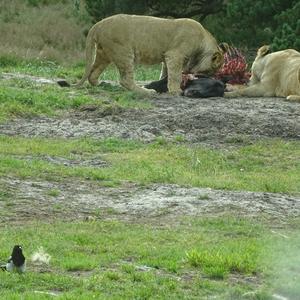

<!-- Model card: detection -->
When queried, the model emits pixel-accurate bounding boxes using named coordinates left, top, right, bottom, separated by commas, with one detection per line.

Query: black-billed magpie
left=1, top=245, right=26, bottom=273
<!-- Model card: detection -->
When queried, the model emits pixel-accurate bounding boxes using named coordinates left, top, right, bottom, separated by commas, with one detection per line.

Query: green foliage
left=272, top=2, right=300, bottom=50
left=84, top=0, right=299, bottom=50
left=85, top=0, right=224, bottom=22
left=0, top=54, right=23, bottom=67
left=26, top=0, right=68, bottom=7
left=202, top=0, right=300, bottom=50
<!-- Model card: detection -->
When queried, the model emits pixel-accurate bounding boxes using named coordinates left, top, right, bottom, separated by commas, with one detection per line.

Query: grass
left=0, top=217, right=288, bottom=299
left=0, top=84, right=91, bottom=120
left=0, top=78, right=153, bottom=122
left=0, top=0, right=89, bottom=63
left=186, top=241, right=259, bottom=279
left=47, top=189, right=60, bottom=197
left=0, top=56, right=160, bottom=122
left=0, top=136, right=299, bottom=193
left=0, top=55, right=161, bottom=81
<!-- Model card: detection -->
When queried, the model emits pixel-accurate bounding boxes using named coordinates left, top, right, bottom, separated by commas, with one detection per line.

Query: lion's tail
left=74, top=25, right=97, bottom=87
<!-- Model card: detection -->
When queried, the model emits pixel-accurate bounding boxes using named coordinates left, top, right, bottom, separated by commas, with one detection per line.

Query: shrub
left=203, top=0, right=299, bottom=50
left=272, top=2, right=300, bottom=50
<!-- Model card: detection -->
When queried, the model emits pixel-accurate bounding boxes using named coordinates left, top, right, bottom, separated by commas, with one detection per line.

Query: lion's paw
left=168, top=89, right=182, bottom=97
left=224, top=92, right=239, bottom=98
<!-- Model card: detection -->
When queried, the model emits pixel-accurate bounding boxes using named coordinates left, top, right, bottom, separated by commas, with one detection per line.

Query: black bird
left=0, top=245, right=26, bottom=273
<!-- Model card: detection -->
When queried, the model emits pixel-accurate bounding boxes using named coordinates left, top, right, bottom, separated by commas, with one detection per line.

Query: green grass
left=0, top=85, right=91, bottom=120
left=0, top=81, right=152, bottom=122
left=0, top=55, right=161, bottom=82
left=47, top=189, right=60, bottom=197
left=186, top=241, right=259, bottom=279
left=0, top=136, right=299, bottom=193
left=0, top=56, right=159, bottom=122
left=0, top=217, right=284, bottom=299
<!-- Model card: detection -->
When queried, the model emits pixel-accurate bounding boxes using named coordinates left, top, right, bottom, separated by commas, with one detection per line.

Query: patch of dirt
left=1, top=178, right=299, bottom=224
left=0, top=93, right=299, bottom=146
left=1, top=72, right=57, bottom=85
left=11, top=154, right=109, bottom=167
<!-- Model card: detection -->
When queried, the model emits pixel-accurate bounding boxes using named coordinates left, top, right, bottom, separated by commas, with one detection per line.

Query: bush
left=272, top=2, right=300, bottom=50
left=202, top=0, right=300, bottom=50
left=26, top=0, right=69, bottom=7
left=85, top=0, right=147, bottom=21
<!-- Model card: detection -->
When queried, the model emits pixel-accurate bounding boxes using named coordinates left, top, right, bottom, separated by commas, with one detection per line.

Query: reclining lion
left=225, top=45, right=300, bottom=101
left=75, top=14, right=225, bottom=94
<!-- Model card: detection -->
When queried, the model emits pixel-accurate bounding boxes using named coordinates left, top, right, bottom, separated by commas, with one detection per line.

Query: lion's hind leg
left=115, top=57, right=156, bottom=95
left=88, top=49, right=111, bottom=86
left=224, top=83, right=273, bottom=98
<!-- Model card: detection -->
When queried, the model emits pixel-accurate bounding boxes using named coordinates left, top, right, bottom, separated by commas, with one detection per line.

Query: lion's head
left=183, top=43, right=228, bottom=75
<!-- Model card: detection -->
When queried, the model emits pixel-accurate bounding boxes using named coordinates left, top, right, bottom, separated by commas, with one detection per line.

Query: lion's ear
left=257, top=45, right=271, bottom=57
left=219, top=42, right=229, bottom=54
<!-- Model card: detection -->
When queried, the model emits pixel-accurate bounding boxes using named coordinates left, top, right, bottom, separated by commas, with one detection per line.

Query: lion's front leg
left=115, top=59, right=156, bottom=95
left=119, top=66, right=156, bottom=95
left=225, top=83, right=273, bottom=98
left=165, top=56, right=183, bottom=95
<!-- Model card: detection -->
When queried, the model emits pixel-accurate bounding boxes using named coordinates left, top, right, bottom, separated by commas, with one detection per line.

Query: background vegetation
left=0, top=0, right=90, bottom=63
left=86, top=0, right=300, bottom=50
left=204, top=0, right=300, bottom=50
left=0, top=0, right=298, bottom=65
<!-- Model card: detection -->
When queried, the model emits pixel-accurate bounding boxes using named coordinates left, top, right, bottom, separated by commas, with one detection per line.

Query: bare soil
left=0, top=92, right=299, bottom=146
left=1, top=177, right=299, bottom=225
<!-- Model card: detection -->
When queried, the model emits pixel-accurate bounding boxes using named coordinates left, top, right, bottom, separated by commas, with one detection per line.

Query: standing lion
left=75, top=14, right=225, bottom=94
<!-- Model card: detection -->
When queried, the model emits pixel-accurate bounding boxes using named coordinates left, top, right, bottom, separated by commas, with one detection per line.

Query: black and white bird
left=0, top=245, right=26, bottom=273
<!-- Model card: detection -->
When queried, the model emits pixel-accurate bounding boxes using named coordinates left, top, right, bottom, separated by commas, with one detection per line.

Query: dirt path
left=1, top=177, right=299, bottom=224
left=0, top=82, right=299, bottom=146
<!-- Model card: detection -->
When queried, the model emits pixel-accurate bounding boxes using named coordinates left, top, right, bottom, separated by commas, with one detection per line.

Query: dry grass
left=0, top=0, right=91, bottom=64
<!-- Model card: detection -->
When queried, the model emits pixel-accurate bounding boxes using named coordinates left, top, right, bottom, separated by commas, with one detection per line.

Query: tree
left=272, top=1, right=300, bottom=50
left=203, top=0, right=300, bottom=50
left=146, top=0, right=225, bottom=21
left=85, top=0, right=300, bottom=50
left=85, top=0, right=226, bottom=22
left=85, top=0, right=147, bottom=20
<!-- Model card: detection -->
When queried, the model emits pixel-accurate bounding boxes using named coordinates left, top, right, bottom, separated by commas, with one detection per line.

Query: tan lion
left=225, top=45, right=300, bottom=101
left=75, top=14, right=225, bottom=94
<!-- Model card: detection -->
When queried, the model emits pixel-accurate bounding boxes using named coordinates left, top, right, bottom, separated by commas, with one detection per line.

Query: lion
left=75, top=14, right=225, bottom=94
left=225, top=45, right=300, bottom=101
